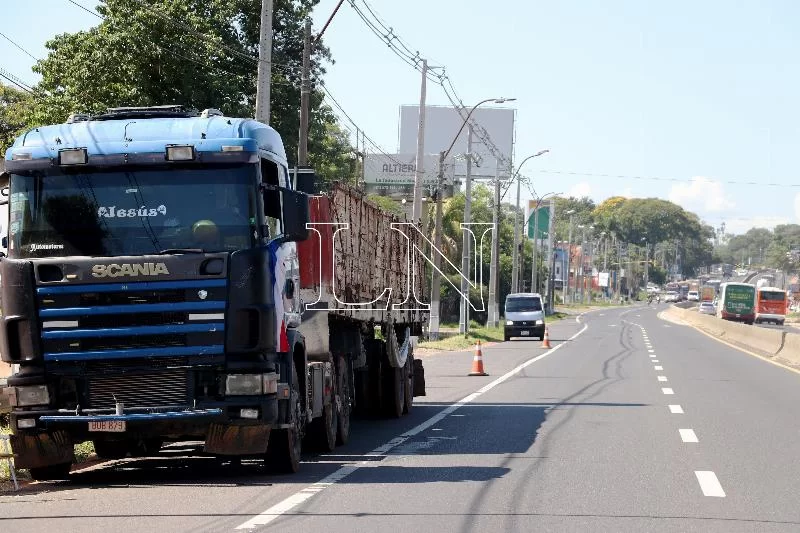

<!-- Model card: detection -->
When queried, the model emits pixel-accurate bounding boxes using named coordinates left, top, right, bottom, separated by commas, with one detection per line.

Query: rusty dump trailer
left=296, top=183, right=427, bottom=420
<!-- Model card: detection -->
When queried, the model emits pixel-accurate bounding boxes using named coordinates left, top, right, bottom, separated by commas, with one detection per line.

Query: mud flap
left=413, top=359, right=426, bottom=397
left=203, top=423, right=271, bottom=455
left=11, top=431, right=75, bottom=470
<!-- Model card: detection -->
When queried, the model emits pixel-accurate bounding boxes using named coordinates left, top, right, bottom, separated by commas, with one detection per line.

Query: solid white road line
left=695, top=471, right=726, bottom=497
left=654, top=365, right=663, bottom=370
left=658, top=376, right=668, bottom=382
left=662, top=388, right=674, bottom=395
left=235, top=319, right=591, bottom=530
left=680, top=429, right=699, bottom=443
left=669, top=405, right=684, bottom=414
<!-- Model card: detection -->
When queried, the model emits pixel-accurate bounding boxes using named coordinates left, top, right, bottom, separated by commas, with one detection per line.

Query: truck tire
left=382, top=364, right=404, bottom=419
left=266, top=362, right=302, bottom=473
left=93, top=440, right=130, bottom=459
left=403, top=354, right=414, bottom=414
left=336, top=354, right=352, bottom=445
left=29, top=462, right=72, bottom=481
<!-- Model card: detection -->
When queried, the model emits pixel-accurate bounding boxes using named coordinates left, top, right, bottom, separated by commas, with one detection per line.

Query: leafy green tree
left=0, top=83, right=31, bottom=157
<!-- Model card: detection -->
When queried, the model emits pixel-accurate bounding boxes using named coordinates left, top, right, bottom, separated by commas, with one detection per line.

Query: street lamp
left=641, top=237, right=649, bottom=290
left=511, top=150, right=550, bottom=294
left=563, top=209, right=575, bottom=305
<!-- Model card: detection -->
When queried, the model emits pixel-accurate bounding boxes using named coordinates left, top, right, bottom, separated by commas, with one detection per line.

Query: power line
left=0, top=31, right=39, bottom=61
left=0, top=67, right=33, bottom=92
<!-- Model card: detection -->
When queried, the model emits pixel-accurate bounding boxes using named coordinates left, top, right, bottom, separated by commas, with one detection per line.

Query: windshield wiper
left=156, top=248, right=205, bottom=255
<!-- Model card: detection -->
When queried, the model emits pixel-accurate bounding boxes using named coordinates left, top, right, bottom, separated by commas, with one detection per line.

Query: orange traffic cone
left=541, top=327, right=552, bottom=349
left=468, top=340, right=488, bottom=376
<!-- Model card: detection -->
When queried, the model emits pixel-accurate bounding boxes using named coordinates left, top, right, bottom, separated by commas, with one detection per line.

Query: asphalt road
left=3, top=305, right=800, bottom=532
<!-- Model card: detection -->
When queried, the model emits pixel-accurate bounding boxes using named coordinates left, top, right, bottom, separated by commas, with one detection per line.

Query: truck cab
left=504, top=293, right=545, bottom=341
left=0, top=106, right=313, bottom=479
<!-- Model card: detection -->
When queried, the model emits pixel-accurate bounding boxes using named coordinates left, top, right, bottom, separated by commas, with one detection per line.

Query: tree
left=0, top=83, right=31, bottom=157
left=2, top=0, right=355, bottom=185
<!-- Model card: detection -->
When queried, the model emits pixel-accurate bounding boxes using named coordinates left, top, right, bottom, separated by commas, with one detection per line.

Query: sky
left=3, top=0, right=800, bottom=235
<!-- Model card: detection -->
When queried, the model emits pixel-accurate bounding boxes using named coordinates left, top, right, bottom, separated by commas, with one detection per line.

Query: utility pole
left=545, top=198, right=555, bottom=312
left=586, top=237, right=593, bottom=304
left=255, top=0, right=274, bottom=123
left=511, top=169, right=522, bottom=293
left=429, top=151, right=446, bottom=340
left=531, top=207, right=539, bottom=293
left=578, top=227, right=586, bottom=303
left=563, top=212, right=574, bottom=305
left=298, top=18, right=312, bottom=165
left=459, top=126, right=473, bottom=335
left=487, top=161, right=501, bottom=327
left=412, top=59, right=428, bottom=223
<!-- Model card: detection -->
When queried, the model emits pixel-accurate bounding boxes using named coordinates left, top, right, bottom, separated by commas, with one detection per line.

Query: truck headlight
left=535, top=320, right=544, bottom=325
left=506, top=320, right=514, bottom=325
left=225, top=373, right=279, bottom=396
left=13, top=385, right=50, bottom=407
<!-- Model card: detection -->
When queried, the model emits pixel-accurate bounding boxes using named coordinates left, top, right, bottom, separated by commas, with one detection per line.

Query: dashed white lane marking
left=654, top=365, right=663, bottom=370
left=669, top=405, right=684, bottom=414
left=652, top=359, right=659, bottom=363
left=235, top=318, right=591, bottom=530
left=648, top=349, right=655, bottom=353
left=695, top=471, right=726, bottom=497
left=663, top=325, right=671, bottom=328
left=657, top=375, right=668, bottom=382
left=649, top=354, right=656, bottom=358
left=662, top=388, right=674, bottom=395
left=680, top=429, right=699, bottom=443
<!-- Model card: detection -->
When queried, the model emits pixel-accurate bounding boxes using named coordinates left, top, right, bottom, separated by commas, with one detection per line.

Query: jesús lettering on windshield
left=97, top=205, right=167, bottom=218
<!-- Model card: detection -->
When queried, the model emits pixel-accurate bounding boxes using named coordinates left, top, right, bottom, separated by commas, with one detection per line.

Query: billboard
left=527, top=201, right=550, bottom=240
left=363, top=153, right=455, bottom=199
left=398, top=105, right=515, bottom=179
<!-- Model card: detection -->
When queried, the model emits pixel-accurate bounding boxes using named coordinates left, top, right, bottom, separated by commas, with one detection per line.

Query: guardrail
left=666, top=306, right=800, bottom=368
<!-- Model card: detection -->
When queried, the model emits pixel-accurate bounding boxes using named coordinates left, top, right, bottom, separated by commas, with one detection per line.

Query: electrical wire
left=0, top=67, right=33, bottom=92
left=0, top=31, right=39, bottom=61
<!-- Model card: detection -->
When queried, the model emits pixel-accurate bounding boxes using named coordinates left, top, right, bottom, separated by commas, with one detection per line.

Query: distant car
left=699, top=302, right=716, bottom=315
left=504, top=293, right=545, bottom=341
left=664, top=291, right=679, bottom=303
left=687, top=291, right=700, bottom=302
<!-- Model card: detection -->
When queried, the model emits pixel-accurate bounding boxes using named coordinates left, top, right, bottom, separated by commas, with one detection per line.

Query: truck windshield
left=759, top=291, right=785, bottom=302
left=506, top=297, right=542, bottom=312
left=8, top=165, right=258, bottom=258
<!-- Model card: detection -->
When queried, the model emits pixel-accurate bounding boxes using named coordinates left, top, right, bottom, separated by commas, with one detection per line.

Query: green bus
left=717, top=282, right=756, bottom=324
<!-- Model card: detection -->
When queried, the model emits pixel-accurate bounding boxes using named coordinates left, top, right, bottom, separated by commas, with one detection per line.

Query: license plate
left=88, top=420, right=126, bottom=432
left=521, top=330, right=530, bottom=336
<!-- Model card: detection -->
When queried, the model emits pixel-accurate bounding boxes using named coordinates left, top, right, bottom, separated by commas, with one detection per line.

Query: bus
left=755, top=286, right=788, bottom=326
left=717, top=282, right=756, bottom=324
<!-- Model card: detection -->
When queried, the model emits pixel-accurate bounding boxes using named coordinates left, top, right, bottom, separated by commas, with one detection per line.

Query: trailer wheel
left=29, top=462, right=72, bottom=481
left=130, top=438, right=163, bottom=457
left=266, top=362, right=302, bottom=473
left=382, top=364, right=404, bottom=419
left=336, top=354, right=352, bottom=445
left=403, top=352, right=414, bottom=414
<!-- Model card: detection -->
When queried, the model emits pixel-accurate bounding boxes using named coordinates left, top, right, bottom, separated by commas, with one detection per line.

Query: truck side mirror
left=279, top=188, right=309, bottom=243
left=0, top=172, right=8, bottom=206
left=293, top=167, right=317, bottom=195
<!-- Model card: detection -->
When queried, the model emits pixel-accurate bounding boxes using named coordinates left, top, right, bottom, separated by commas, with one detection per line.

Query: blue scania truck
left=0, top=105, right=424, bottom=480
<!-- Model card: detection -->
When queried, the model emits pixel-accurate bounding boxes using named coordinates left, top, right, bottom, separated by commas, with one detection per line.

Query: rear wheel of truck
left=382, top=363, right=404, bottom=419
left=93, top=440, right=130, bottom=459
left=266, top=362, right=302, bottom=474
left=306, top=356, right=338, bottom=453
left=29, top=462, right=72, bottom=481
left=336, top=354, right=352, bottom=445
left=403, top=351, right=414, bottom=415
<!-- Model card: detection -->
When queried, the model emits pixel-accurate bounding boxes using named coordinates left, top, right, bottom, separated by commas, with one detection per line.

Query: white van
left=504, top=293, right=545, bottom=341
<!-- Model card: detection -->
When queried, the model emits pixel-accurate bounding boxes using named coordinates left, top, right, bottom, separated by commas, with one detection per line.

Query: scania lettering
left=92, top=263, right=170, bottom=278
left=0, top=105, right=426, bottom=481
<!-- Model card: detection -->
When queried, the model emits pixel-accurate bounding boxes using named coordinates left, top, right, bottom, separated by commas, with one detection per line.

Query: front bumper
left=505, top=324, right=545, bottom=338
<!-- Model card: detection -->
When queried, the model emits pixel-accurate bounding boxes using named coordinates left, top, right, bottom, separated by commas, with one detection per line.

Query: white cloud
left=568, top=181, right=592, bottom=198
left=795, top=193, right=800, bottom=222
left=668, top=176, right=735, bottom=213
